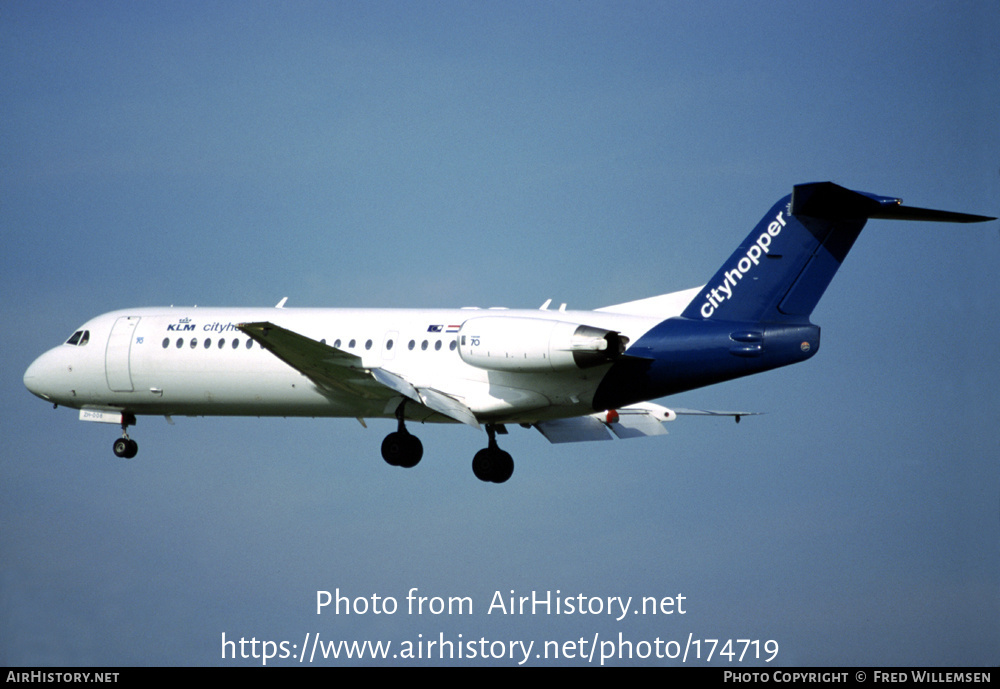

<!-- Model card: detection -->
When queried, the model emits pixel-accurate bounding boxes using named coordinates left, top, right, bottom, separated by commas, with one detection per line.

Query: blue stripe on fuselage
left=592, top=318, right=820, bottom=411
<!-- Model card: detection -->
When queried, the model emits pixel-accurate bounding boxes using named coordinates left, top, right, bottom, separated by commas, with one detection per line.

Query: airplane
left=23, top=182, right=994, bottom=483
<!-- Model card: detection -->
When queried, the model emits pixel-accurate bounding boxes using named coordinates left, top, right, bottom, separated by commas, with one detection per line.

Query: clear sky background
left=2, top=1, right=997, bottom=667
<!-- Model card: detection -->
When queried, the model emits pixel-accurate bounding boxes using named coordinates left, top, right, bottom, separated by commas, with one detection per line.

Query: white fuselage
left=24, top=305, right=670, bottom=425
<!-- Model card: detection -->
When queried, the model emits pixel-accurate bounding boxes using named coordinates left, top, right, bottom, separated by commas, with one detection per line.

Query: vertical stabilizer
left=680, top=182, right=994, bottom=324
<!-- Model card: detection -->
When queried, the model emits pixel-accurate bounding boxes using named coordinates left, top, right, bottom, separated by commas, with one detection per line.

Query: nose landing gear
left=111, top=413, right=138, bottom=459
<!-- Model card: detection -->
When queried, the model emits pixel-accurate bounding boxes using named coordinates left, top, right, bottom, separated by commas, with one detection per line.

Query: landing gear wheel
left=112, top=414, right=138, bottom=458
left=397, top=434, right=423, bottom=468
left=381, top=431, right=422, bottom=468
left=472, top=447, right=514, bottom=483
left=472, top=448, right=492, bottom=481
left=113, top=438, right=138, bottom=459
left=472, top=424, right=514, bottom=483
left=492, top=449, right=513, bottom=483
left=381, top=400, right=423, bottom=469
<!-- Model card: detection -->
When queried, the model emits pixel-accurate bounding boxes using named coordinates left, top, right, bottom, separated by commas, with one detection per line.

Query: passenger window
left=434, top=340, right=442, bottom=351
left=408, top=340, right=415, bottom=350
left=162, top=338, right=170, bottom=348
left=421, top=340, right=428, bottom=351
left=218, top=338, right=225, bottom=349
left=190, top=338, right=197, bottom=349
left=246, top=339, right=253, bottom=349
left=386, top=339, right=393, bottom=350
left=204, top=338, right=211, bottom=349
left=348, top=339, right=356, bottom=349
left=334, top=339, right=342, bottom=348
left=365, top=339, right=373, bottom=350
left=449, top=340, right=457, bottom=351
left=232, top=338, right=239, bottom=349
left=176, top=338, right=184, bottom=349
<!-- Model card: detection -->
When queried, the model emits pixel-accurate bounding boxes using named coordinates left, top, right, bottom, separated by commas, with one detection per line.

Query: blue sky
left=3, top=1, right=998, bottom=666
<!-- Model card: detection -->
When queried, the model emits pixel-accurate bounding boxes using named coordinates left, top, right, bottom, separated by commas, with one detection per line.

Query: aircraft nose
left=24, top=348, right=67, bottom=402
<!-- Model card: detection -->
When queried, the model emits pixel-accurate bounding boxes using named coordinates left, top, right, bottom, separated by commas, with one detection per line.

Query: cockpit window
left=66, top=330, right=90, bottom=346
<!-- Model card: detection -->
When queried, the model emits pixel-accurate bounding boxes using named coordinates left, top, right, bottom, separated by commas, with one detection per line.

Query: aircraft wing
left=534, top=402, right=760, bottom=443
left=672, top=408, right=761, bottom=423
left=535, top=402, right=675, bottom=443
left=238, top=321, right=479, bottom=427
left=368, top=368, right=479, bottom=428
left=239, top=321, right=386, bottom=399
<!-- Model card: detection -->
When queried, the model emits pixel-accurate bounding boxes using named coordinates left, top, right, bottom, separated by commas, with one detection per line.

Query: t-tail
left=592, top=182, right=993, bottom=410
left=680, top=181, right=995, bottom=324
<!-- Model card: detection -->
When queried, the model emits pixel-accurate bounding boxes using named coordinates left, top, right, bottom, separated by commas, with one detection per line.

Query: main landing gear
left=380, top=401, right=423, bottom=469
left=379, top=404, right=514, bottom=483
left=472, top=424, right=513, bottom=484
left=112, top=413, right=138, bottom=459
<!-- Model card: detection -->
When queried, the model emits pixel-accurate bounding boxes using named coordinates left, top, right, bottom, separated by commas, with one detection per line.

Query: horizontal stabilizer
left=869, top=204, right=995, bottom=223
left=791, top=182, right=995, bottom=222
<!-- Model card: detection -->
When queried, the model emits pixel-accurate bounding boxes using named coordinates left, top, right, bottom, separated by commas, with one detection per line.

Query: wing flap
left=370, top=368, right=480, bottom=428
left=535, top=416, right=613, bottom=443
left=535, top=402, right=676, bottom=443
left=606, top=409, right=670, bottom=439
left=240, top=321, right=480, bottom=427
left=417, top=387, right=480, bottom=429
left=535, top=401, right=756, bottom=444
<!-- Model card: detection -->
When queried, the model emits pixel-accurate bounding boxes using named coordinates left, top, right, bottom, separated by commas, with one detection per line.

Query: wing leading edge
left=238, top=321, right=480, bottom=428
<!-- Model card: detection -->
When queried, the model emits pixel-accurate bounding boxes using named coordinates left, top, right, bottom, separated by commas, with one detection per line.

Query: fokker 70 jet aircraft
left=24, top=183, right=993, bottom=482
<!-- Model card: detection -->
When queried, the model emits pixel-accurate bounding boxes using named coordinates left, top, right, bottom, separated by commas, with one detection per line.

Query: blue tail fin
left=681, top=182, right=994, bottom=324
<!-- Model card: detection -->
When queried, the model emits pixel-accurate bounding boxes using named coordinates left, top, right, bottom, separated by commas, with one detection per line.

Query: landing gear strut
left=112, top=413, right=138, bottom=459
left=381, top=401, right=423, bottom=469
left=472, top=424, right=514, bottom=483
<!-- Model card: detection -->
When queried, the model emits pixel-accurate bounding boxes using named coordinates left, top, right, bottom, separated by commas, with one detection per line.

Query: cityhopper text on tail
left=24, top=183, right=994, bottom=483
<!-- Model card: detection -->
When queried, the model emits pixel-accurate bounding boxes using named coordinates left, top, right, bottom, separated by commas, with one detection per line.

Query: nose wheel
left=112, top=413, right=138, bottom=458
left=113, top=436, right=138, bottom=459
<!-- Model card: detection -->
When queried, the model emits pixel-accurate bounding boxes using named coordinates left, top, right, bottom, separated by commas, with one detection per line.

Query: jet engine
left=457, top=316, right=628, bottom=373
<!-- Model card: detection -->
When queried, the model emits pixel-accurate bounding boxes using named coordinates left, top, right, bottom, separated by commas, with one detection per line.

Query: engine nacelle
left=457, top=316, right=628, bottom=373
